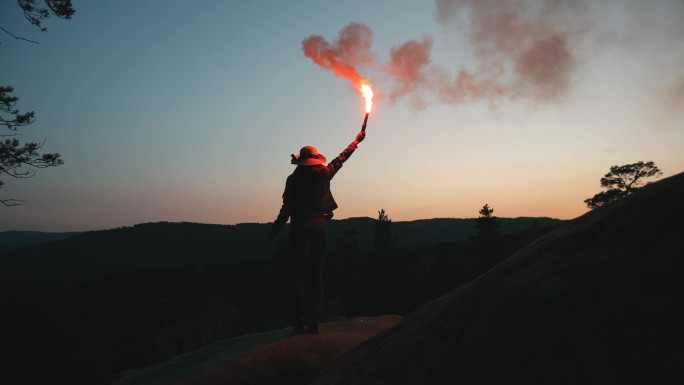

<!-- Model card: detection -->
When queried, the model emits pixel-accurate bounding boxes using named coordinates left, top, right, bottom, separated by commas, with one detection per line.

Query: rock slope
left=311, top=172, right=684, bottom=385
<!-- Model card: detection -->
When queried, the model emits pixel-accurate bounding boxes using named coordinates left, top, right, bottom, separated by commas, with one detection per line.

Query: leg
left=306, top=217, right=328, bottom=333
left=289, top=222, right=308, bottom=333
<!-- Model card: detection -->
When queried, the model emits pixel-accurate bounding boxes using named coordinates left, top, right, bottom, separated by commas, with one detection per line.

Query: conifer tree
left=373, top=208, right=397, bottom=249
left=471, top=203, right=501, bottom=242
left=584, top=161, right=662, bottom=209
left=1, top=1, right=75, bottom=205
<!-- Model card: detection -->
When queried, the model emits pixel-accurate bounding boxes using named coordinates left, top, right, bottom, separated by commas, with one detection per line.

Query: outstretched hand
left=356, top=131, right=366, bottom=143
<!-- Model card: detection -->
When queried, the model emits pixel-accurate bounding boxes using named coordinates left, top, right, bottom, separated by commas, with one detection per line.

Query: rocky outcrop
left=110, top=315, right=402, bottom=385
left=311, top=172, right=684, bottom=384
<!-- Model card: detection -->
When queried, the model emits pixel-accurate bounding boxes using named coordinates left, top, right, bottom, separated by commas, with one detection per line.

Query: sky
left=1, top=0, right=683, bottom=232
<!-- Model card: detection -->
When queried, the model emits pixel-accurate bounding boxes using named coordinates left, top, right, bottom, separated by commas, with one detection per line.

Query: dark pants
left=289, top=216, right=328, bottom=323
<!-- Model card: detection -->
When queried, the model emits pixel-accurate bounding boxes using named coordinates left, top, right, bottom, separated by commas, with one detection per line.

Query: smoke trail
left=301, top=22, right=375, bottom=88
left=301, top=1, right=584, bottom=108
left=435, top=0, right=580, bottom=104
left=385, top=36, right=434, bottom=105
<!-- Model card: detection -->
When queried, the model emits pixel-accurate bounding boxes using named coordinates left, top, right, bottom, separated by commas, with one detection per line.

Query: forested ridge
left=1, top=217, right=561, bottom=384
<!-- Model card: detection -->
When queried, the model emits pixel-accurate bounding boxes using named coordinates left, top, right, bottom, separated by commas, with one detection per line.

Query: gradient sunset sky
left=2, top=0, right=683, bottom=232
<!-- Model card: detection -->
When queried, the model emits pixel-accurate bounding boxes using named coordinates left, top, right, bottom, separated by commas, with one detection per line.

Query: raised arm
left=327, top=131, right=366, bottom=178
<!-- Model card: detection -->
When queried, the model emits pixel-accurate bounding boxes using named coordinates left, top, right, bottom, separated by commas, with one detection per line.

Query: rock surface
left=110, top=315, right=402, bottom=385
left=310, top=172, right=684, bottom=384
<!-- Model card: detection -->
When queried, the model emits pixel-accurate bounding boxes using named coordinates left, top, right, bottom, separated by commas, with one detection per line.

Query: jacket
left=268, top=139, right=360, bottom=239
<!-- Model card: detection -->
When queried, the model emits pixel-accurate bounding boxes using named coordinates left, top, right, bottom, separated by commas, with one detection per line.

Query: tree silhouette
left=584, top=161, right=662, bottom=209
left=1, top=1, right=75, bottom=43
left=18, top=0, right=75, bottom=32
left=1, top=87, right=64, bottom=206
left=373, top=208, right=397, bottom=249
left=1, top=1, right=74, bottom=206
left=470, top=203, right=500, bottom=242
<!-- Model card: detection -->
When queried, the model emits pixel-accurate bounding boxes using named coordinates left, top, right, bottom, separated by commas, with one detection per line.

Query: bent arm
left=267, top=182, right=292, bottom=241
left=267, top=204, right=289, bottom=241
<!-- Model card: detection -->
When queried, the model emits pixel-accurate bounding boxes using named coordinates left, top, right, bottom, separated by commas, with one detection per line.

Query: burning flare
left=360, top=83, right=373, bottom=132
left=361, top=83, right=374, bottom=113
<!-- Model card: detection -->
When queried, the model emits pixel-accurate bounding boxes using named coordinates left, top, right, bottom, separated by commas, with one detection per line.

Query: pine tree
left=1, top=1, right=75, bottom=205
left=584, top=161, right=662, bottom=209
left=470, top=204, right=500, bottom=242
left=373, top=208, right=398, bottom=249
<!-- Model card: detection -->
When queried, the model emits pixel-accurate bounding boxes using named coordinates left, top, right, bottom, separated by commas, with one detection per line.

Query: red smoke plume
left=436, top=0, right=578, bottom=104
left=386, top=36, right=434, bottom=103
left=302, top=0, right=582, bottom=109
left=301, top=23, right=375, bottom=88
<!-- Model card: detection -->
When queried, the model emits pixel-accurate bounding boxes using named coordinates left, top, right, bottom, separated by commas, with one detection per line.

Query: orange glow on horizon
left=361, top=83, right=373, bottom=113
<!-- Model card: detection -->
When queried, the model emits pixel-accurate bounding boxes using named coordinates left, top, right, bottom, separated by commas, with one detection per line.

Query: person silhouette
left=268, top=130, right=366, bottom=333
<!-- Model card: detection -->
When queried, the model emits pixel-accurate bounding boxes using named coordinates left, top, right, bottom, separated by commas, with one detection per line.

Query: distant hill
left=392, top=216, right=563, bottom=246
left=0, top=221, right=273, bottom=286
left=0, top=230, right=79, bottom=252
left=296, top=216, right=564, bottom=249
left=0, top=217, right=563, bottom=286
left=0, top=215, right=564, bottom=385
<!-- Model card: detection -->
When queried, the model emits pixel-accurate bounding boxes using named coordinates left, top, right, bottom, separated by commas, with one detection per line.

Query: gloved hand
left=356, top=131, right=366, bottom=143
